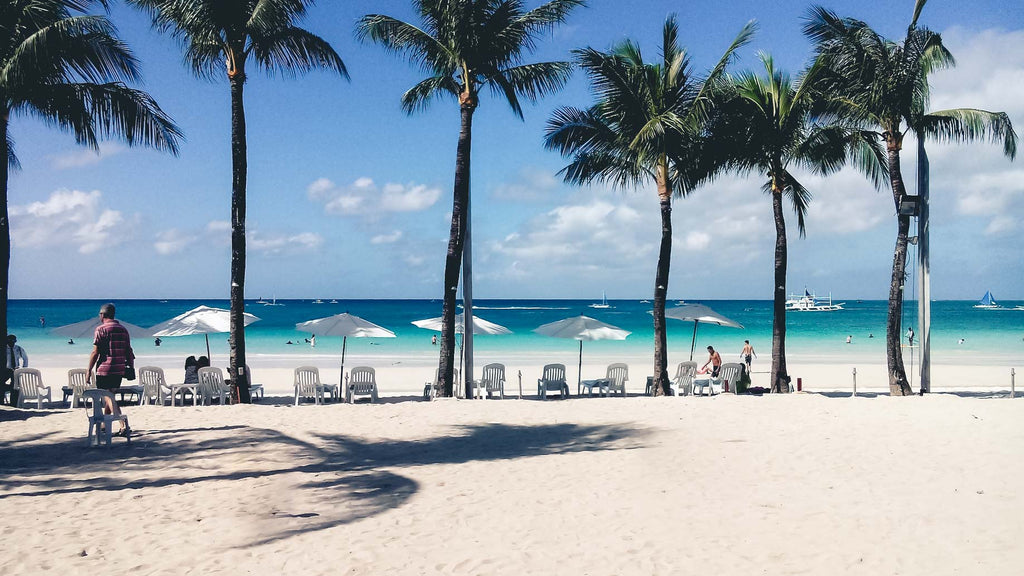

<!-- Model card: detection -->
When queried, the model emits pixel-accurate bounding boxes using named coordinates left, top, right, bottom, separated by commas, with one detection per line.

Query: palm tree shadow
left=0, top=421, right=648, bottom=548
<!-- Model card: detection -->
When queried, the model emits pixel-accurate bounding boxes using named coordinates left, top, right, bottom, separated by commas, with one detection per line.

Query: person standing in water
left=740, top=340, right=756, bottom=373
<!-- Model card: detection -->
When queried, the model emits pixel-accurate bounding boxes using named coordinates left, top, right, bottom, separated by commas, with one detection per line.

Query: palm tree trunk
left=770, top=188, right=789, bottom=393
left=885, top=142, right=912, bottom=396
left=651, top=167, right=672, bottom=396
left=438, top=99, right=475, bottom=397
left=228, top=72, right=251, bottom=403
left=0, top=112, right=10, bottom=359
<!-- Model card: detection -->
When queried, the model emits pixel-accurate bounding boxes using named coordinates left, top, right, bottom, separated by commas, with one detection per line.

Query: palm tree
left=710, top=54, right=886, bottom=393
left=1, top=0, right=181, bottom=349
left=545, top=16, right=754, bottom=395
left=805, top=0, right=1017, bottom=395
left=128, top=0, right=347, bottom=402
left=358, top=0, right=584, bottom=397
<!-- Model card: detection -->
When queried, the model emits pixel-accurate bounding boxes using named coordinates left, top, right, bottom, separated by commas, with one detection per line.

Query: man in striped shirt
left=86, top=303, right=134, bottom=435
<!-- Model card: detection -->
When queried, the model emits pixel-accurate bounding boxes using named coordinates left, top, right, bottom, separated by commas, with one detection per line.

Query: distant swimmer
left=67, top=338, right=74, bottom=345
left=154, top=337, right=162, bottom=347
left=286, top=340, right=294, bottom=345
left=431, top=335, right=437, bottom=346
left=868, top=333, right=874, bottom=338
left=906, top=327, right=915, bottom=346
left=39, top=316, right=45, bottom=327
left=846, top=335, right=852, bottom=344
left=958, top=338, right=965, bottom=345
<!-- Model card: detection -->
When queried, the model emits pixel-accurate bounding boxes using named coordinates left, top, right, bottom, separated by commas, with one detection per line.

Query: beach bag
left=123, top=364, right=136, bottom=381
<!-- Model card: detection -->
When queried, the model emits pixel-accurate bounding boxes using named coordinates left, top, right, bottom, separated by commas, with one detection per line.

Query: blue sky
left=7, top=0, right=1023, bottom=300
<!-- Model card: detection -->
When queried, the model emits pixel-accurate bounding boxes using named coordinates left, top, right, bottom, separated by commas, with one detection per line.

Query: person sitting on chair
left=184, top=356, right=199, bottom=384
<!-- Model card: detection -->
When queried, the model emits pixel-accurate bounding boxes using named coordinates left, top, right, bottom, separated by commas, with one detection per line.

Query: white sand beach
left=2, top=361, right=1023, bottom=576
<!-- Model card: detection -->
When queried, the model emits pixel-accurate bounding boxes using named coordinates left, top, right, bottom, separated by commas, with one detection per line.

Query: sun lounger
left=476, top=363, right=506, bottom=399
left=537, top=364, right=569, bottom=399
left=347, top=367, right=379, bottom=403
left=65, top=368, right=94, bottom=408
left=294, top=366, right=333, bottom=405
left=197, top=367, right=230, bottom=405
left=670, top=361, right=697, bottom=396
left=138, top=366, right=172, bottom=406
left=13, top=368, right=51, bottom=409
left=423, top=368, right=461, bottom=400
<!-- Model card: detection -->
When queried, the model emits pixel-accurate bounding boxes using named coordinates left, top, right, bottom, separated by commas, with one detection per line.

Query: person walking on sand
left=740, top=340, right=756, bottom=373
left=701, top=346, right=722, bottom=378
left=85, top=303, right=134, bottom=436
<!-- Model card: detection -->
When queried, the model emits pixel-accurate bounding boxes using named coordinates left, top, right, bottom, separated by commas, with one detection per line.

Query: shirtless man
left=740, top=340, right=756, bottom=372
left=701, top=346, right=722, bottom=378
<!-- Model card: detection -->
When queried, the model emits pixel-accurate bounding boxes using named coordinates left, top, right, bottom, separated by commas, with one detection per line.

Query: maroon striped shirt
left=93, top=320, right=134, bottom=376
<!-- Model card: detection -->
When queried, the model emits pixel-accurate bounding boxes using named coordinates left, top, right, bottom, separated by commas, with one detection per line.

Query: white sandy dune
left=2, top=390, right=1023, bottom=575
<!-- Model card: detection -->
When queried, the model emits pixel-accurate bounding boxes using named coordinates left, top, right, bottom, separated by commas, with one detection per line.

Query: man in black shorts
left=702, top=345, right=722, bottom=378
left=86, top=303, right=134, bottom=435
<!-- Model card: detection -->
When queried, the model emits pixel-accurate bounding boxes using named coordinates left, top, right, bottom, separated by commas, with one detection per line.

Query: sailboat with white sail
left=589, top=291, right=611, bottom=309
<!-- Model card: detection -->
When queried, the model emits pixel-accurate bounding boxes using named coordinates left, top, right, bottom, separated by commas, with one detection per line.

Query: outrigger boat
left=785, top=289, right=844, bottom=312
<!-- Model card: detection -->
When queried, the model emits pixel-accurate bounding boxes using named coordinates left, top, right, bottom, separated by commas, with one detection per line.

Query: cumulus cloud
left=49, top=143, right=125, bottom=169
left=249, top=232, right=323, bottom=254
left=154, top=228, right=195, bottom=255
left=490, top=167, right=561, bottom=201
left=371, top=230, right=403, bottom=244
left=307, top=177, right=441, bottom=216
left=10, top=189, right=127, bottom=253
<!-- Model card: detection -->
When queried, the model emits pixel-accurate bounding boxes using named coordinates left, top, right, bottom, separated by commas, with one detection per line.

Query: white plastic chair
left=294, top=366, right=325, bottom=406
left=347, top=366, right=379, bottom=403
left=197, top=367, right=230, bottom=405
left=138, top=366, right=171, bottom=406
left=84, top=389, right=130, bottom=446
left=670, top=361, right=697, bottom=396
left=537, top=364, right=569, bottom=399
left=423, top=367, right=461, bottom=400
left=716, top=363, right=744, bottom=394
left=477, top=363, right=506, bottom=399
left=606, top=363, right=629, bottom=397
left=245, top=365, right=265, bottom=401
left=14, top=368, right=51, bottom=409
left=67, top=368, right=94, bottom=408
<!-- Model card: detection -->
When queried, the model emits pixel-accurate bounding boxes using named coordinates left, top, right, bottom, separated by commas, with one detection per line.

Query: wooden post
left=517, top=370, right=522, bottom=399
left=1011, top=368, right=1015, bottom=399
left=852, top=367, right=857, bottom=398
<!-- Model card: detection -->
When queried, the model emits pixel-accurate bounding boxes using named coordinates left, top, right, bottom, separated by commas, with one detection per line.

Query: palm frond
left=781, top=169, right=811, bottom=237
left=920, top=109, right=1018, bottom=159
left=400, top=74, right=460, bottom=114
left=492, top=61, right=573, bottom=105
left=356, top=14, right=455, bottom=75
left=249, top=26, right=348, bottom=78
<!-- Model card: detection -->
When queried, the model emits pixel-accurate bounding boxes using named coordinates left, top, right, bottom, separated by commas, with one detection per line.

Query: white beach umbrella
left=659, top=304, right=744, bottom=361
left=51, top=317, right=154, bottom=340
left=295, top=313, right=396, bottom=387
left=411, top=313, right=512, bottom=335
left=533, top=315, right=631, bottom=391
left=150, top=305, right=260, bottom=359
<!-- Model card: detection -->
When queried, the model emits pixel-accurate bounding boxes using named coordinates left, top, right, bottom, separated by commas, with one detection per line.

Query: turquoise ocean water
left=8, top=299, right=1023, bottom=367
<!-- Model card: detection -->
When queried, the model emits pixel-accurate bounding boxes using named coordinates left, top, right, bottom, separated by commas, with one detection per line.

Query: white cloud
left=684, top=231, right=711, bottom=251
left=308, top=177, right=441, bottom=216
left=207, top=220, right=231, bottom=232
left=49, top=143, right=125, bottom=169
left=249, top=232, right=323, bottom=254
left=491, top=167, right=561, bottom=201
left=154, top=228, right=195, bottom=255
left=371, top=230, right=403, bottom=244
left=10, top=189, right=127, bottom=254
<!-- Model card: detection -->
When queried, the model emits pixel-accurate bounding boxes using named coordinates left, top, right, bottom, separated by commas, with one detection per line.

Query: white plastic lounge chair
left=423, top=368, right=461, bottom=400
left=13, top=368, right=51, bottom=409
left=716, top=363, right=744, bottom=394
left=581, top=363, right=629, bottom=397
left=477, top=363, right=506, bottom=399
left=84, top=389, right=130, bottom=446
left=294, top=366, right=326, bottom=405
left=245, top=365, right=265, bottom=401
left=670, top=361, right=697, bottom=396
left=537, top=364, right=569, bottom=399
left=347, top=366, right=379, bottom=403
left=197, top=367, right=230, bottom=405
left=66, top=368, right=94, bottom=408
left=137, top=366, right=172, bottom=406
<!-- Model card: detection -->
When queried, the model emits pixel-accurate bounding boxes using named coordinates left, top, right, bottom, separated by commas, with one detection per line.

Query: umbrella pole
left=205, top=334, right=211, bottom=361
left=340, top=336, right=347, bottom=400
left=578, top=340, right=583, bottom=394
left=689, top=322, right=698, bottom=361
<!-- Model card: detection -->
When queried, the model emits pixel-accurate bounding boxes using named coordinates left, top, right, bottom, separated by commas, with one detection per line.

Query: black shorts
left=745, top=354, right=752, bottom=364
left=711, top=365, right=721, bottom=378
left=95, top=374, right=123, bottom=391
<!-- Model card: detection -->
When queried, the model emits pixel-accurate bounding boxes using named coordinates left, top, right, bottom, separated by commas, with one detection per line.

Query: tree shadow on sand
left=0, top=420, right=649, bottom=547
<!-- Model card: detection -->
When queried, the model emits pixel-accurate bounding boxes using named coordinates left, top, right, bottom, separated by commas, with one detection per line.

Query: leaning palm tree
left=128, top=0, right=347, bottom=402
left=710, top=54, right=886, bottom=393
left=1, top=0, right=181, bottom=348
left=545, top=16, right=755, bottom=395
left=805, top=0, right=1017, bottom=395
left=358, top=0, right=584, bottom=397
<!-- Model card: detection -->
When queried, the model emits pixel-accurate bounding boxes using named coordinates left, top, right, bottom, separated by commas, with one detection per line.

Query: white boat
left=329, top=299, right=339, bottom=304
left=312, top=299, right=325, bottom=304
left=786, top=289, right=844, bottom=312
left=589, top=291, right=611, bottom=309
left=974, top=291, right=1000, bottom=309
left=262, top=296, right=284, bottom=306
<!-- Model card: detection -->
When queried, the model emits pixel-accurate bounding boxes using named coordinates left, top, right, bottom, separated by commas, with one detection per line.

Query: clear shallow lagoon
left=9, top=299, right=1023, bottom=366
